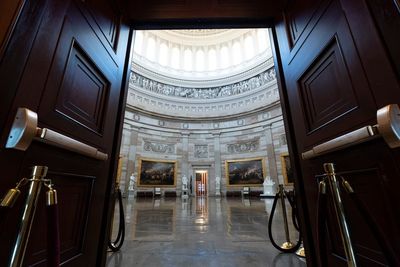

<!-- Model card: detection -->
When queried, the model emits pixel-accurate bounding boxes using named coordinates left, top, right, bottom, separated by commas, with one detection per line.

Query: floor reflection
left=107, top=196, right=306, bottom=267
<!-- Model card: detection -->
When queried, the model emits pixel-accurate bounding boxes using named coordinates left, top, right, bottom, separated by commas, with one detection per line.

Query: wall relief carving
left=194, top=145, right=208, bottom=158
left=129, top=67, right=276, bottom=99
left=143, top=141, right=175, bottom=154
left=227, top=139, right=259, bottom=153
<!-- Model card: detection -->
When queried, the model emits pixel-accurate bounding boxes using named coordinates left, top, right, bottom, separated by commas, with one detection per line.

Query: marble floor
left=106, top=196, right=307, bottom=267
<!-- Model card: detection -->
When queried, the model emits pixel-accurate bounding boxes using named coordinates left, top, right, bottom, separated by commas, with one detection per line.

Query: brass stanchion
left=279, top=184, right=295, bottom=250
left=9, top=166, right=48, bottom=267
left=295, top=245, right=306, bottom=257
left=323, top=163, right=357, bottom=267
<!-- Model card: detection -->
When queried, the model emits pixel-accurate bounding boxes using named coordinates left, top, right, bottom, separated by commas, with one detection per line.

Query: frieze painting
left=225, top=158, right=265, bottom=186
left=281, top=154, right=294, bottom=185
left=138, top=159, right=176, bottom=186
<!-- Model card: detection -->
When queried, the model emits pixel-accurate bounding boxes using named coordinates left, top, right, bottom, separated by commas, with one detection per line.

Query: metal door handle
left=376, top=104, right=400, bottom=148
left=302, top=104, right=400, bottom=159
left=5, top=108, right=108, bottom=161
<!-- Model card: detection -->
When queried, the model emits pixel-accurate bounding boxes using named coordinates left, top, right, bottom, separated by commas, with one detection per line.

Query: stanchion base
left=280, top=241, right=295, bottom=250
left=296, top=246, right=306, bottom=257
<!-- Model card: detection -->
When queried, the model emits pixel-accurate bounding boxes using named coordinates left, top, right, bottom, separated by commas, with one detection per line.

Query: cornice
left=131, top=53, right=274, bottom=87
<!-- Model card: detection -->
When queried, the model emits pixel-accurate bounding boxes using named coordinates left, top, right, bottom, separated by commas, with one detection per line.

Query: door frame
left=98, top=28, right=135, bottom=266
left=124, top=19, right=312, bottom=264
left=195, top=170, right=208, bottom=197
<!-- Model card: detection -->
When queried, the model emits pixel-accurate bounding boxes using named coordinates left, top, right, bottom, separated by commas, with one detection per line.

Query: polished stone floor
left=106, top=196, right=307, bottom=267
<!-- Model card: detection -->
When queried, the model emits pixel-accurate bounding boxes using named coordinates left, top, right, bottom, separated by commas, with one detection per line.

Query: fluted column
left=167, top=41, right=173, bottom=67
left=216, top=44, right=221, bottom=69
left=251, top=29, right=259, bottom=55
left=141, top=31, right=148, bottom=56
left=228, top=40, right=234, bottom=66
left=155, top=37, right=161, bottom=64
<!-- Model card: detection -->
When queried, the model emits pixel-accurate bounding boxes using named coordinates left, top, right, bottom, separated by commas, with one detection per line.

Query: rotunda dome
left=128, top=29, right=278, bottom=119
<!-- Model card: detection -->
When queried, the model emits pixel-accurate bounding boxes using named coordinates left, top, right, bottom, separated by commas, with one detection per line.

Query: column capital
left=262, top=124, right=272, bottom=130
left=181, top=130, right=191, bottom=136
left=211, top=130, right=221, bottom=136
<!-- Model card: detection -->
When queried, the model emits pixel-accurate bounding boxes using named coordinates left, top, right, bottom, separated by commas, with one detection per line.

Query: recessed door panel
left=0, top=0, right=129, bottom=266
left=275, top=0, right=400, bottom=266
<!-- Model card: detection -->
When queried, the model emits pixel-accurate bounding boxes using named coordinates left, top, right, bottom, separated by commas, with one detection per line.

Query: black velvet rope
left=316, top=184, right=328, bottom=267
left=46, top=203, right=60, bottom=267
left=268, top=190, right=301, bottom=253
left=285, top=191, right=300, bottom=231
left=108, top=188, right=125, bottom=252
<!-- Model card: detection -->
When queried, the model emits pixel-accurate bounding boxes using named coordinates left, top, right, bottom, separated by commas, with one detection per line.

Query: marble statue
left=215, top=176, right=221, bottom=196
left=130, top=173, right=137, bottom=191
left=182, top=176, right=188, bottom=190
left=261, top=176, right=276, bottom=197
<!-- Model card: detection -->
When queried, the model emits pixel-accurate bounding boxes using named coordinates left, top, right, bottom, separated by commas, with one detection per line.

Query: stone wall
left=118, top=104, right=289, bottom=197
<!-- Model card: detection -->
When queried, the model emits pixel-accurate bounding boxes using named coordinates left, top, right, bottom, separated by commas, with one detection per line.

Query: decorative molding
left=130, top=56, right=274, bottom=88
left=194, top=145, right=208, bottom=158
left=133, top=114, right=140, bottom=121
left=227, top=139, right=259, bottom=154
left=279, top=134, right=287, bottom=146
left=143, top=141, right=175, bottom=154
left=126, top=86, right=280, bottom=119
left=129, top=67, right=276, bottom=99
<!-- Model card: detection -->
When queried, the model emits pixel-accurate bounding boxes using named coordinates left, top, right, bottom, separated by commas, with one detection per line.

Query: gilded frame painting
left=225, top=158, right=266, bottom=186
left=138, top=158, right=176, bottom=186
left=281, top=153, right=294, bottom=185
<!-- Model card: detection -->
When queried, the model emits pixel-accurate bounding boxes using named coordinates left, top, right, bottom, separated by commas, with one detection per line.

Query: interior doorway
left=195, top=170, right=208, bottom=196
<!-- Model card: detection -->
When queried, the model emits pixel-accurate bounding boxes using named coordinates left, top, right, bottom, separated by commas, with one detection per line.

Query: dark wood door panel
left=0, top=0, right=70, bottom=142
left=85, top=0, right=121, bottom=52
left=38, top=1, right=122, bottom=151
left=366, top=0, right=400, bottom=80
left=25, top=171, right=95, bottom=267
left=298, top=37, right=359, bottom=134
left=53, top=39, right=111, bottom=136
left=0, top=0, right=130, bottom=266
left=283, top=0, right=322, bottom=49
left=0, top=141, right=107, bottom=266
left=339, top=0, right=400, bottom=107
left=274, top=0, right=400, bottom=266
left=280, top=0, right=377, bottom=150
left=302, top=140, right=400, bottom=266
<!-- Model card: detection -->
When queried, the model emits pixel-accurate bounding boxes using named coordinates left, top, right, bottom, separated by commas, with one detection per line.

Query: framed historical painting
left=225, top=158, right=266, bottom=186
left=138, top=158, right=176, bottom=186
left=281, top=153, right=294, bottom=185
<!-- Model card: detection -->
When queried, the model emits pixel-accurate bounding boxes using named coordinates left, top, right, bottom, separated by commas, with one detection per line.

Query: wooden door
left=274, top=0, right=400, bottom=266
left=0, top=0, right=130, bottom=266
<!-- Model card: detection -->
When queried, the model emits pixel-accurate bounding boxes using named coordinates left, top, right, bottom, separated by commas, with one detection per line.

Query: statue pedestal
left=260, top=184, right=275, bottom=197
left=260, top=176, right=276, bottom=197
left=181, top=189, right=189, bottom=198
left=182, top=176, right=188, bottom=197
left=182, top=184, right=189, bottom=198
